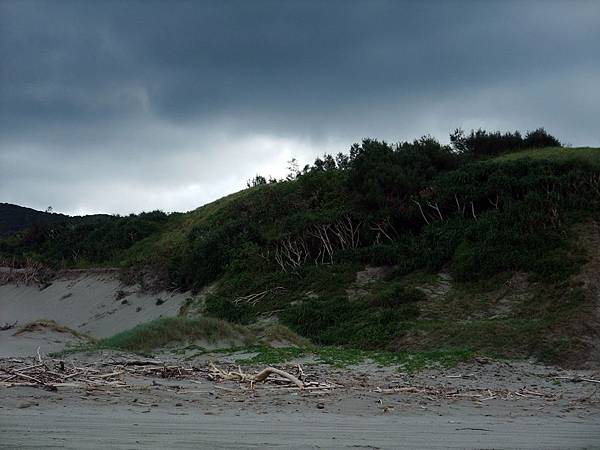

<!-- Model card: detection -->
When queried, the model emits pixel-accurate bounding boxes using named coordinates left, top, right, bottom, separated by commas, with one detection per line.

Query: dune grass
left=258, top=323, right=312, bottom=347
left=96, top=316, right=255, bottom=353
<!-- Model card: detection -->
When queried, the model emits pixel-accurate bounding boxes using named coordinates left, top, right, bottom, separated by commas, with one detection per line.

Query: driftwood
left=208, top=362, right=335, bottom=390
left=254, top=367, right=304, bottom=389
left=0, top=356, right=126, bottom=391
left=1, top=355, right=335, bottom=393
left=209, top=362, right=304, bottom=387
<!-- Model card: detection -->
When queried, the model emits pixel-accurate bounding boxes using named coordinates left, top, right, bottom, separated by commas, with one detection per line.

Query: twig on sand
left=553, top=376, right=600, bottom=385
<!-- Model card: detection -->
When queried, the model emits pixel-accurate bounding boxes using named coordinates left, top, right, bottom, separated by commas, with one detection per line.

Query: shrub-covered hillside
left=2, top=128, right=600, bottom=365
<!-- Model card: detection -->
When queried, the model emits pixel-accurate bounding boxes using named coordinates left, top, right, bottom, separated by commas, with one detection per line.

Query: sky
left=1, top=0, right=599, bottom=215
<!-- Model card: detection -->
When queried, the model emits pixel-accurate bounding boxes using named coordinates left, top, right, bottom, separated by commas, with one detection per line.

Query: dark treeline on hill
left=3, top=127, right=600, bottom=361
left=0, top=203, right=66, bottom=237
left=0, top=203, right=109, bottom=237
left=0, top=210, right=170, bottom=265
left=448, top=127, right=560, bottom=157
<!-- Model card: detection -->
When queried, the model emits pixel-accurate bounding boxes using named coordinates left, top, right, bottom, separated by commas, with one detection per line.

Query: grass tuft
left=95, top=316, right=254, bottom=353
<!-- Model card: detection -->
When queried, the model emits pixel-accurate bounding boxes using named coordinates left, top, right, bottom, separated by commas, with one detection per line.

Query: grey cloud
left=1, top=0, right=599, bottom=214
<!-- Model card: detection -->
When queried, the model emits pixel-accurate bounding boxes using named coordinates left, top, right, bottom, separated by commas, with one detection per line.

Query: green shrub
left=205, top=298, right=255, bottom=324
left=370, top=285, right=426, bottom=307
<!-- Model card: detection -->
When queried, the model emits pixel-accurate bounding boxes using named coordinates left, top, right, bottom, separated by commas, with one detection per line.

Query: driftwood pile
left=0, top=356, right=127, bottom=391
left=208, top=362, right=339, bottom=392
left=0, top=354, right=336, bottom=393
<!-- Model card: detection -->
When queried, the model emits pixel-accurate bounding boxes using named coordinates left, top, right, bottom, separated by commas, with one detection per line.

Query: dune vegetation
left=2, top=128, right=600, bottom=365
left=94, top=316, right=254, bottom=353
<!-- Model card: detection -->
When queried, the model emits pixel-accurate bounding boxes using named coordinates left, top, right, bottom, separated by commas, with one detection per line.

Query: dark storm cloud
left=1, top=0, right=599, bottom=213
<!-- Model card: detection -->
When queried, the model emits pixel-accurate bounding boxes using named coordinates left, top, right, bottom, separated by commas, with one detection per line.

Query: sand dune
left=0, top=270, right=190, bottom=357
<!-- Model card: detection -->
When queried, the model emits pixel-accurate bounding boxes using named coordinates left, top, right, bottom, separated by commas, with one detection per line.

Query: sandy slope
left=0, top=271, right=190, bottom=357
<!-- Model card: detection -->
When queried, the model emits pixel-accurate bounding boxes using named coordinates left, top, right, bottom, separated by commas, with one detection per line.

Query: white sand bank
left=0, top=270, right=191, bottom=357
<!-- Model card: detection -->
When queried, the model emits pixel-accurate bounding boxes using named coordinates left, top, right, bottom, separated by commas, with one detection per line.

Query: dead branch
left=488, top=194, right=500, bottom=209
left=209, top=362, right=305, bottom=389
left=470, top=201, right=477, bottom=220
left=274, top=236, right=310, bottom=272
left=233, top=287, right=285, bottom=306
left=427, top=201, right=444, bottom=221
left=332, top=215, right=361, bottom=250
left=411, top=199, right=430, bottom=225
left=369, top=217, right=397, bottom=243
left=454, top=194, right=466, bottom=216
left=309, top=224, right=334, bottom=264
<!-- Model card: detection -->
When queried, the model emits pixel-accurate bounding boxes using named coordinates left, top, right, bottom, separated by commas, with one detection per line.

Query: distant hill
left=0, top=203, right=109, bottom=236
left=0, top=203, right=67, bottom=236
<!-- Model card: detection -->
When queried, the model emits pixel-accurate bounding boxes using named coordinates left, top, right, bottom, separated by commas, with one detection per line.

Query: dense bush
left=281, top=294, right=420, bottom=348
left=344, top=137, right=458, bottom=212
left=450, top=127, right=560, bottom=157
left=0, top=211, right=169, bottom=266
left=370, top=285, right=426, bottom=307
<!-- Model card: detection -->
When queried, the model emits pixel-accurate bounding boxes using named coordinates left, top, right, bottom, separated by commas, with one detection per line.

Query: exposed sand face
left=0, top=271, right=190, bottom=357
